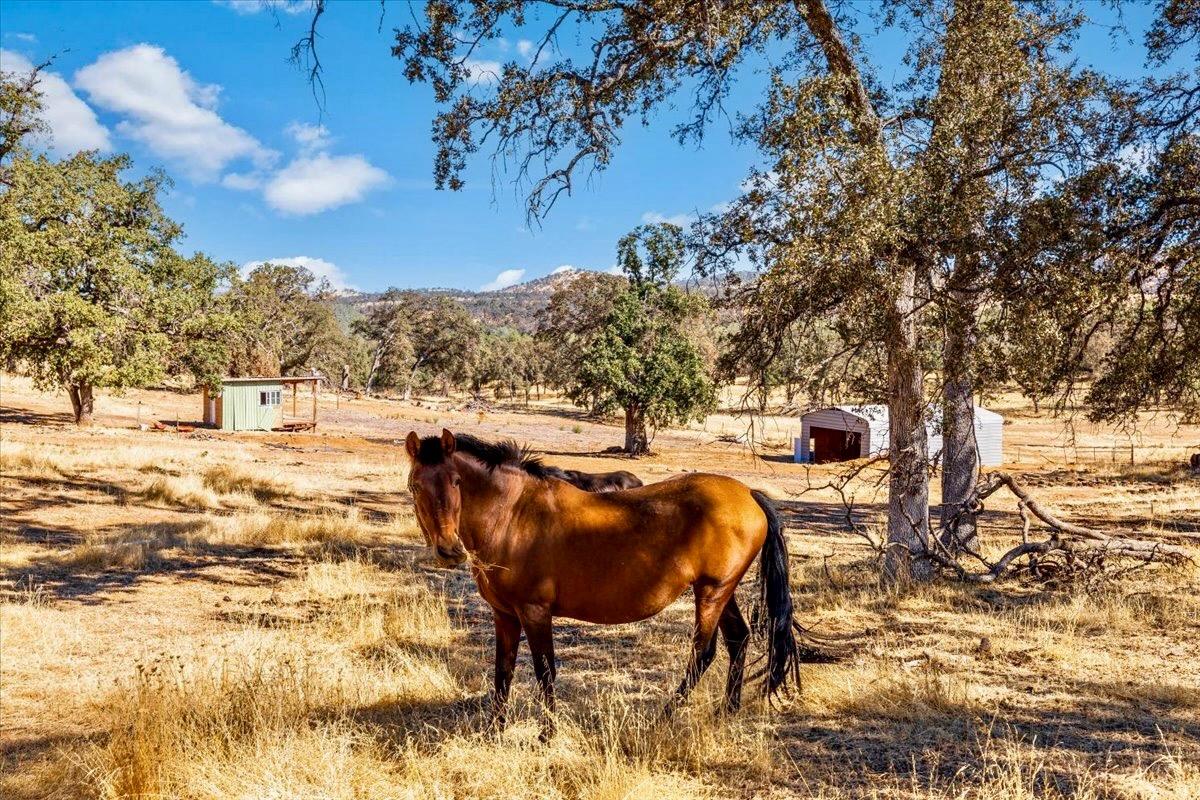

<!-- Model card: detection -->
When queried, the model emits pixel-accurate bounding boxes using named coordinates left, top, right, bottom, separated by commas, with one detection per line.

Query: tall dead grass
left=140, top=473, right=223, bottom=509
left=92, top=635, right=459, bottom=799
left=800, top=660, right=978, bottom=723
left=0, top=445, right=63, bottom=478
left=50, top=508, right=381, bottom=575
left=200, top=507, right=376, bottom=550
left=55, top=524, right=190, bottom=573
left=201, top=463, right=292, bottom=502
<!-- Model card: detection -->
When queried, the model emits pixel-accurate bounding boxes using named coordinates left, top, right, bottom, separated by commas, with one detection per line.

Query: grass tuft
left=202, top=463, right=292, bottom=502
left=141, top=474, right=221, bottom=509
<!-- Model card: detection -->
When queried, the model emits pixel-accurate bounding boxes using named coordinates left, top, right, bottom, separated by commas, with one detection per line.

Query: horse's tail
left=751, top=490, right=803, bottom=697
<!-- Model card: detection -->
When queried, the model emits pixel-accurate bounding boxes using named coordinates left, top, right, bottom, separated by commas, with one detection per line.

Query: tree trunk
left=365, top=348, right=383, bottom=394
left=624, top=405, right=649, bottom=455
left=402, top=357, right=424, bottom=401
left=940, top=276, right=981, bottom=555
left=69, top=383, right=95, bottom=426
left=883, top=262, right=933, bottom=585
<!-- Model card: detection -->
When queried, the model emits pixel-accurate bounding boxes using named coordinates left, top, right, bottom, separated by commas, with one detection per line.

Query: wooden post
left=312, top=379, right=318, bottom=429
left=292, top=382, right=298, bottom=417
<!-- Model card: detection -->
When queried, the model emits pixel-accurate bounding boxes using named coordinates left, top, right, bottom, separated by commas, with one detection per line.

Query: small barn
left=202, top=376, right=323, bottom=432
left=794, top=404, right=1003, bottom=466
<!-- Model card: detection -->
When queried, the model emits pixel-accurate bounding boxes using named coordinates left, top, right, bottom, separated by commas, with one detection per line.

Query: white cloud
left=605, top=265, right=623, bottom=275
left=10, top=33, right=37, bottom=43
left=74, top=44, right=275, bottom=180
left=550, top=265, right=577, bottom=275
left=481, top=268, right=525, bottom=291
left=516, top=39, right=534, bottom=59
left=223, top=122, right=388, bottom=215
left=464, top=58, right=502, bottom=84
left=285, top=120, right=331, bottom=152
left=221, top=171, right=262, bottom=190
left=242, top=256, right=356, bottom=291
left=263, top=152, right=389, bottom=215
left=0, top=50, right=111, bottom=153
left=641, top=211, right=694, bottom=227
left=214, top=0, right=308, bottom=14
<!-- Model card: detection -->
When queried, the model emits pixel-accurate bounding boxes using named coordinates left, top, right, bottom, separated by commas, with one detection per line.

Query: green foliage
left=353, top=288, right=418, bottom=392
left=351, top=290, right=481, bottom=397
left=1079, top=135, right=1200, bottom=421
left=471, top=328, right=542, bottom=398
left=407, top=295, right=481, bottom=394
left=543, top=224, right=716, bottom=452
left=1, top=62, right=46, bottom=176
left=0, top=151, right=221, bottom=421
left=537, top=270, right=627, bottom=399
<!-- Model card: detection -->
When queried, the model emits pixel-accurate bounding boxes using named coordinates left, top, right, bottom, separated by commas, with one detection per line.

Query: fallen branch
left=932, top=471, right=1192, bottom=583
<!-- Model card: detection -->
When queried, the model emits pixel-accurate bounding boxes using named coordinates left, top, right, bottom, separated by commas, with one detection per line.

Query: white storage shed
left=794, top=404, right=1003, bottom=466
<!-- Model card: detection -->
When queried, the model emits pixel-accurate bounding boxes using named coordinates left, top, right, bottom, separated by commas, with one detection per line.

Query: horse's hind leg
left=718, top=598, right=751, bottom=712
left=666, top=581, right=734, bottom=713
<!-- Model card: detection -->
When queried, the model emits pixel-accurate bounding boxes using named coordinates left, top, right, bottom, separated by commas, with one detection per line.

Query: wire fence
left=1007, top=442, right=1197, bottom=465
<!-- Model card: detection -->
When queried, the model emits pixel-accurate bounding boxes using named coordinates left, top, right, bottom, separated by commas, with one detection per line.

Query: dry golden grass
left=140, top=473, right=224, bottom=509
left=199, top=507, right=379, bottom=550
left=43, top=509, right=386, bottom=578
left=55, top=529, right=176, bottom=572
left=201, top=462, right=293, bottom=502
left=801, top=660, right=978, bottom=722
left=0, top=445, right=63, bottom=479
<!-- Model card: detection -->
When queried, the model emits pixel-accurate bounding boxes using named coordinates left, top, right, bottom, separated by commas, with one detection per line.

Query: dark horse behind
left=543, top=465, right=643, bottom=492
left=405, top=429, right=806, bottom=739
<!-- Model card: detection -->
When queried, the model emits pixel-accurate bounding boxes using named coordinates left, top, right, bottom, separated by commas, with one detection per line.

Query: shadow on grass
left=0, top=519, right=317, bottom=603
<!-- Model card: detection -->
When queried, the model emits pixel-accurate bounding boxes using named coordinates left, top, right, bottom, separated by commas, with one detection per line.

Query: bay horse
left=405, top=429, right=803, bottom=738
left=543, top=465, right=643, bottom=492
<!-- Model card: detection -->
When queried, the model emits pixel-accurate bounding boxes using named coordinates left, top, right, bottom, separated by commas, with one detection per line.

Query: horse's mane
left=416, top=433, right=551, bottom=480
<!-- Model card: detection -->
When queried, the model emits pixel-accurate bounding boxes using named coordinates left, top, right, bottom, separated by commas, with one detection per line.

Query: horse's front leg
left=519, top=604, right=557, bottom=741
left=491, top=610, right=522, bottom=731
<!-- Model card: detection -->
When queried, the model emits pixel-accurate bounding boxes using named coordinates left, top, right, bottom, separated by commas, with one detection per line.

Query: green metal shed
left=202, top=377, right=322, bottom=432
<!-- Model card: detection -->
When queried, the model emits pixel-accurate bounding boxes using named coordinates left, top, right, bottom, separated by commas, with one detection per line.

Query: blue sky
left=0, top=0, right=1176, bottom=293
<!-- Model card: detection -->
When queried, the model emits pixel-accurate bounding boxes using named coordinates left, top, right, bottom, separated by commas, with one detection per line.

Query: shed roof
left=221, top=376, right=324, bottom=385
left=807, top=404, right=1002, bottom=424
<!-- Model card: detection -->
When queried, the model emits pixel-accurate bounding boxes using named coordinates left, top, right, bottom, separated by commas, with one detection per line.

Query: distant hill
left=337, top=268, right=602, bottom=333
left=338, top=267, right=740, bottom=333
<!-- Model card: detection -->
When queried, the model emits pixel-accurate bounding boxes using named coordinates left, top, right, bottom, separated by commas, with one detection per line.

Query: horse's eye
left=452, top=476, right=461, bottom=487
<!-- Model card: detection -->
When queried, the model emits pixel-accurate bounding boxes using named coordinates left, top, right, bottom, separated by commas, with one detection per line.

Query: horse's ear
left=405, top=431, right=420, bottom=460
left=441, top=428, right=456, bottom=456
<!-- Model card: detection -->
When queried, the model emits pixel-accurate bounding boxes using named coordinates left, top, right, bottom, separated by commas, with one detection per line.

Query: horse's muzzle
left=435, top=544, right=467, bottom=567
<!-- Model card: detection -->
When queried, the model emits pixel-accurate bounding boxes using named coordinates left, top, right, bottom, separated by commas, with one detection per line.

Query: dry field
left=2, top=373, right=1198, bottom=799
